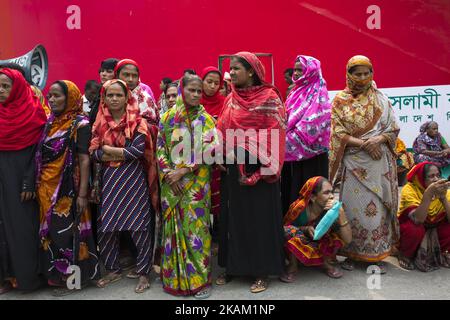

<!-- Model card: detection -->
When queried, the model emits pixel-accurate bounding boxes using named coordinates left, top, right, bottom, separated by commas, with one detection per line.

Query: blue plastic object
left=313, top=201, right=342, bottom=241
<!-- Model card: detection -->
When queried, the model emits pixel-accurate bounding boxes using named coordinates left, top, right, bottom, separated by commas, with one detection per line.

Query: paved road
left=2, top=255, right=449, bottom=300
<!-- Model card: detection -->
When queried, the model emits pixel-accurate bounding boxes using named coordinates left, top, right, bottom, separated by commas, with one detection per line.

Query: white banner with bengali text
left=329, top=84, right=450, bottom=148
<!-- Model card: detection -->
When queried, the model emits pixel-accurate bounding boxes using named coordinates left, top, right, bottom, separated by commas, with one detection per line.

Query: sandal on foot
left=279, top=271, right=297, bottom=283
left=135, top=276, right=150, bottom=294
left=250, top=279, right=268, bottom=293
left=341, top=259, right=355, bottom=271
left=324, top=266, right=343, bottom=279
left=194, top=288, right=211, bottom=299
left=215, top=272, right=232, bottom=286
left=126, top=270, right=140, bottom=279
left=96, top=272, right=122, bottom=288
left=398, top=256, right=415, bottom=270
left=441, top=251, right=450, bottom=268
left=375, top=262, right=387, bottom=274
left=0, top=282, right=13, bottom=295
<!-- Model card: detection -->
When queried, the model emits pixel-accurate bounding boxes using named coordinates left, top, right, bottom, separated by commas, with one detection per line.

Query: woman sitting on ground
left=397, top=162, right=450, bottom=271
left=413, top=121, right=450, bottom=168
left=280, top=176, right=352, bottom=282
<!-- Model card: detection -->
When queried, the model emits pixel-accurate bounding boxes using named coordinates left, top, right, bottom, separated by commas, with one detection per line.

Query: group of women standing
left=2, top=50, right=449, bottom=299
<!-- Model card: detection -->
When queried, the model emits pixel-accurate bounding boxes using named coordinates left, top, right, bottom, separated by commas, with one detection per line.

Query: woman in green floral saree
left=157, top=74, right=219, bottom=299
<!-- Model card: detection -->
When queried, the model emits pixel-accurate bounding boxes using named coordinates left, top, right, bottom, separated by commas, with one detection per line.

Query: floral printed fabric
left=157, top=98, right=219, bottom=296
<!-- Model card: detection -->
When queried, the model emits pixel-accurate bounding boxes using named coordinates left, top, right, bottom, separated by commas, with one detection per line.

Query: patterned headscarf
left=329, top=55, right=395, bottom=182
left=48, top=80, right=83, bottom=136
left=285, top=55, right=331, bottom=161
left=284, top=176, right=325, bottom=225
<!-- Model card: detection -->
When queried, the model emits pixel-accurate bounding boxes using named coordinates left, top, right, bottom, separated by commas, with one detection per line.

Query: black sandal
left=398, top=256, right=415, bottom=270
left=215, top=272, right=232, bottom=285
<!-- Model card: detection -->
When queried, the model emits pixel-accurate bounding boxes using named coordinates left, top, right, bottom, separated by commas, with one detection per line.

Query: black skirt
left=280, top=153, right=329, bottom=216
left=0, top=145, right=42, bottom=290
left=218, top=164, right=285, bottom=277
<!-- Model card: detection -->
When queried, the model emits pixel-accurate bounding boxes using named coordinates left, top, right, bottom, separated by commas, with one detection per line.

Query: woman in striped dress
left=89, top=79, right=156, bottom=294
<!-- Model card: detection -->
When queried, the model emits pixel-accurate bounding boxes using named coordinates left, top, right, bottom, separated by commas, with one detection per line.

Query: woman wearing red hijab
left=216, top=52, right=286, bottom=293
left=201, top=67, right=226, bottom=250
left=200, top=66, right=225, bottom=119
left=0, top=68, right=47, bottom=294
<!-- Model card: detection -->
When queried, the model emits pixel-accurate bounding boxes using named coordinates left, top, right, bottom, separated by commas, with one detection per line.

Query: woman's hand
left=304, top=226, right=315, bottom=239
left=102, top=145, right=113, bottom=154
left=323, top=199, right=336, bottom=211
left=101, top=153, right=120, bottom=162
left=361, top=136, right=384, bottom=160
left=425, top=179, right=450, bottom=199
left=76, top=196, right=88, bottom=214
left=166, top=168, right=189, bottom=185
left=442, top=149, right=450, bottom=157
left=170, top=181, right=184, bottom=196
left=20, top=191, right=35, bottom=202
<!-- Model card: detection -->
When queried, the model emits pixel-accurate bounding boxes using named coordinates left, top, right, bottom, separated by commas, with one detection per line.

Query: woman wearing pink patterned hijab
left=281, top=55, right=331, bottom=215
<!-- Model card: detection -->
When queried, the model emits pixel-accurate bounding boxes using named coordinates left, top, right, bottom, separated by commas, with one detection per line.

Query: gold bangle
left=339, top=220, right=349, bottom=228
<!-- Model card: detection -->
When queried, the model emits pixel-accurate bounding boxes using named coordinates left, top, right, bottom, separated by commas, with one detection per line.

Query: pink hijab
left=285, top=55, right=331, bottom=162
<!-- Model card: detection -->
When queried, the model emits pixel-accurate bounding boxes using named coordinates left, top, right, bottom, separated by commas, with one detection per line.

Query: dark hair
left=424, top=164, right=441, bottom=179
left=284, top=68, right=294, bottom=76
left=162, top=77, right=173, bottom=85
left=231, top=56, right=262, bottom=86
left=181, top=74, right=202, bottom=88
left=53, top=80, right=68, bottom=97
left=99, top=58, right=119, bottom=73
left=84, top=80, right=100, bottom=91
left=164, top=82, right=179, bottom=95
left=117, top=64, right=139, bottom=77
left=184, top=69, right=196, bottom=75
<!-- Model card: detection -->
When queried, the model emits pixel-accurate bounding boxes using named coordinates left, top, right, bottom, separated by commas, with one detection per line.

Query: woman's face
left=202, top=72, right=221, bottom=97
left=99, top=69, right=115, bottom=84
left=118, top=64, right=139, bottom=91
left=311, top=180, right=334, bottom=208
left=426, top=122, right=439, bottom=138
left=105, top=83, right=127, bottom=113
left=350, top=65, right=372, bottom=81
left=0, top=74, right=13, bottom=104
left=230, top=58, right=253, bottom=88
left=47, top=83, right=67, bottom=115
left=183, top=81, right=202, bottom=107
left=165, top=86, right=178, bottom=108
left=425, top=165, right=441, bottom=188
left=293, top=62, right=303, bottom=81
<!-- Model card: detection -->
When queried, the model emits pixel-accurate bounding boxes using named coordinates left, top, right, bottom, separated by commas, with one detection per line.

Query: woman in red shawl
left=90, top=79, right=158, bottom=294
left=216, top=52, right=286, bottom=293
left=0, top=68, right=47, bottom=294
left=397, top=162, right=450, bottom=271
left=201, top=67, right=226, bottom=253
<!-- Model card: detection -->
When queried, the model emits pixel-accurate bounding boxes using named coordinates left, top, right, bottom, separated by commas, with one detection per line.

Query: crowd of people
left=1, top=51, right=450, bottom=299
